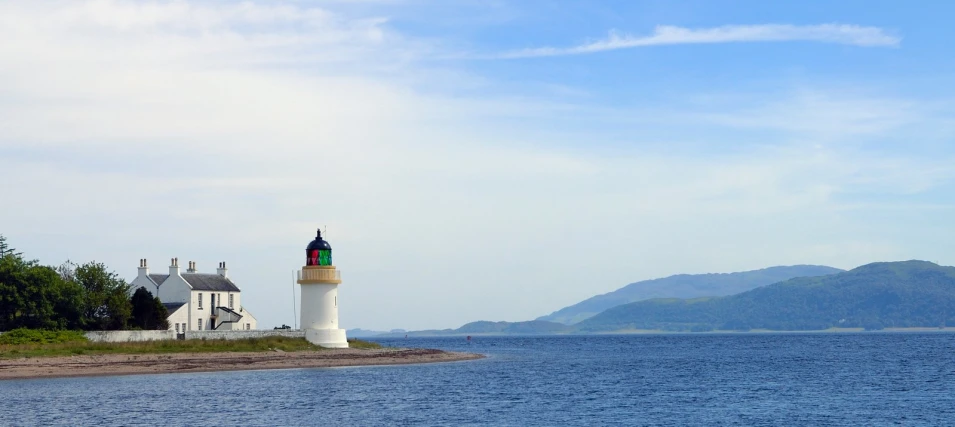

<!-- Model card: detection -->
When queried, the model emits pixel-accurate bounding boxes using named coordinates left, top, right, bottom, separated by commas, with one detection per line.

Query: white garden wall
left=84, top=330, right=305, bottom=342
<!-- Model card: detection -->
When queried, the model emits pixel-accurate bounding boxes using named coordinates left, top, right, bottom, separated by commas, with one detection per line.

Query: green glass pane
left=319, top=250, right=332, bottom=266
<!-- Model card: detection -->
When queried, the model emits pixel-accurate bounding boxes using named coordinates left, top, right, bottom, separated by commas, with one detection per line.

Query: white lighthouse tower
left=297, top=228, right=348, bottom=348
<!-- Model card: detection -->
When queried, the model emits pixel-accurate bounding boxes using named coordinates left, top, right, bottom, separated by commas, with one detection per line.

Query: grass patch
left=0, top=329, right=88, bottom=345
left=0, top=331, right=388, bottom=359
left=0, top=336, right=329, bottom=359
left=346, top=338, right=382, bottom=349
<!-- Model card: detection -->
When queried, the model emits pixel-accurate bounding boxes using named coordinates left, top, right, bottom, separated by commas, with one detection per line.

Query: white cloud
left=498, top=24, right=900, bottom=58
left=694, top=90, right=918, bottom=137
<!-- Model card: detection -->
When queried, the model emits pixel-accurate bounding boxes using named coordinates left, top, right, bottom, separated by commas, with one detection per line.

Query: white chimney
left=187, top=261, right=197, bottom=273
left=137, top=258, right=149, bottom=278
left=169, top=258, right=180, bottom=277
left=217, top=261, right=227, bottom=278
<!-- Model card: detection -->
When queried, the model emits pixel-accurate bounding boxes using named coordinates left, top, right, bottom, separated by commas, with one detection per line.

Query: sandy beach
left=0, top=348, right=483, bottom=381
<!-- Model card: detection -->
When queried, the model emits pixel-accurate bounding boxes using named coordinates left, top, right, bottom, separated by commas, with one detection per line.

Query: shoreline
left=0, top=348, right=484, bottom=381
left=384, top=327, right=955, bottom=337
left=594, top=327, right=955, bottom=335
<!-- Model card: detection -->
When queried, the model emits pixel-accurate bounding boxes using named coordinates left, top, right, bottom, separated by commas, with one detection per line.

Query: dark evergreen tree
left=0, top=235, right=22, bottom=259
left=153, top=296, right=169, bottom=330
left=130, top=287, right=169, bottom=330
left=130, top=287, right=155, bottom=329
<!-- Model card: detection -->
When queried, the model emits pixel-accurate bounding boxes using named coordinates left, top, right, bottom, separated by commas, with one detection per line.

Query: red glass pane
left=307, top=249, right=320, bottom=266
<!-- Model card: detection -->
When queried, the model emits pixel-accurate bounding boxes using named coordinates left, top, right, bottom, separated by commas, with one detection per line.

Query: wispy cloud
left=498, top=24, right=900, bottom=58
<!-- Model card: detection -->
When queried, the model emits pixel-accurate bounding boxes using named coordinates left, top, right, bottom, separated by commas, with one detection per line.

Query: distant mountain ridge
left=537, top=265, right=844, bottom=324
left=576, top=260, right=955, bottom=332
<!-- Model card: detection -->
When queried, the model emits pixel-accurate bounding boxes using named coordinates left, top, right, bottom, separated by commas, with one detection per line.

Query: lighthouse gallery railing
left=298, top=269, right=341, bottom=282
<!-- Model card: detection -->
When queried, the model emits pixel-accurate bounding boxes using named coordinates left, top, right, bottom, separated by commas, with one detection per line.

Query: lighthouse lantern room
left=297, top=228, right=348, bottom=348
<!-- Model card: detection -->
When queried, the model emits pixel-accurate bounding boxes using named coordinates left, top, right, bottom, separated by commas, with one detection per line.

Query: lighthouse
left=297, top=228, right=348, bottom=348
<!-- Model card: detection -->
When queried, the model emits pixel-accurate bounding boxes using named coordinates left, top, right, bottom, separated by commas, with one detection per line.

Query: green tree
left=129, top=286, right=169, bottom=330
left=62, top=261, right=132, bottom=330
left=0, top=251, right=83, bottom=330
left=23, top=263, right=83, bottom=329
left=0, top=253, right=29, bottom=329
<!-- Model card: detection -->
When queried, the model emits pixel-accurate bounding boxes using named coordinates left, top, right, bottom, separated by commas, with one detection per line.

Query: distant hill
left=379, top=320, right=571, bottom=337
left=538, top=265, right=844, bottom=324
left=575, top=260, right=955, bottom=332
left=456, top=320, right=571, bottom=334
left=346, top=328, right=388, bottom=338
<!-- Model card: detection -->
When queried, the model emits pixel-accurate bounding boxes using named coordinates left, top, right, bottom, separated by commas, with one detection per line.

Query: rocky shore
left=0, top=348, right=483, bottom=380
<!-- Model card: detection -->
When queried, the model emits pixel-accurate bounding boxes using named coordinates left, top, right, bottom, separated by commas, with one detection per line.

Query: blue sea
left=2, top=333, right=955, bottom=426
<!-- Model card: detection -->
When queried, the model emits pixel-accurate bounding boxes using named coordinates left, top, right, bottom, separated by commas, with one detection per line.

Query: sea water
left=2, top=333, right=954, bottom=426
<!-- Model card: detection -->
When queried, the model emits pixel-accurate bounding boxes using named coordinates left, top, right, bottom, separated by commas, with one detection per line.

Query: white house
left=131, top=258, right=257, bottom=333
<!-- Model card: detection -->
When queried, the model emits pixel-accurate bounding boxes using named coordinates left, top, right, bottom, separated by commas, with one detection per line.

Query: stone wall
left=186, top=330, right=305, bottom=341
left=85, top=330, right=175, bottom=342
left=84, top=330, right=305, bottom=342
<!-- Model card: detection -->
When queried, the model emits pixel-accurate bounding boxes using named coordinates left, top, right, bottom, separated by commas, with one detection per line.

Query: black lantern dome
left=306, top=229, right=332, bottom=251
left=306, top=229, right=333, bottom=266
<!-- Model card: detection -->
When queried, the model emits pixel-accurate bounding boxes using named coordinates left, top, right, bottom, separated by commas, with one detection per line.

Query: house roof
left=181, top=273, right=241, bottom=292
left=163, top=302, right=187, bottom=313
left=149, top=274, right=169, bottom=286
left=148, top=273, right=241, bottom=292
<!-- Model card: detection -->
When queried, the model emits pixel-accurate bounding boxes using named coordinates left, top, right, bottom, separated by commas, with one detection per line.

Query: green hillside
left=575, top=261, right=955, bottom=332
left=538, top=265, right=843, bottom=324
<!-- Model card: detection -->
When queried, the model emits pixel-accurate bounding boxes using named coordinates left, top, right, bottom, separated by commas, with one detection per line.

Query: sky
left=2, top=0, right=955, bottom=331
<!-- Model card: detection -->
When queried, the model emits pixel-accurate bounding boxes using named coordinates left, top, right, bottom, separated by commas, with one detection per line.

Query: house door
left=209, top=294, right=217, bottom=330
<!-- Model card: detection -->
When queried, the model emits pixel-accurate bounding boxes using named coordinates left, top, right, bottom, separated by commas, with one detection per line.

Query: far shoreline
left=381, top=326, right=955, bottom=338
left=592, top=327, right=955, bottom=335
left=0, top=348, right=484, bottom=381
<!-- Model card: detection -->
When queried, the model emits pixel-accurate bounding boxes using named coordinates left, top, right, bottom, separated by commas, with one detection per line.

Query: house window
left=245, top=323, right=250, bottom=330
left=198, top=293, right=203, bottom=310
left=175, top=323, right=180, bottom=333
left=198, top=319, right=202, bottom=330
left=229, top=294, right=234, bottom=309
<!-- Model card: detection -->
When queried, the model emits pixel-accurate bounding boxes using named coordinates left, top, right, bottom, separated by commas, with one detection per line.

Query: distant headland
left=375, top=261, right=955, bottom=336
